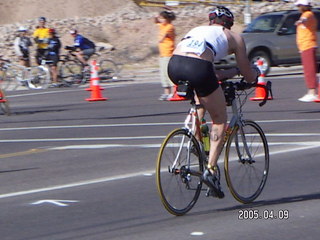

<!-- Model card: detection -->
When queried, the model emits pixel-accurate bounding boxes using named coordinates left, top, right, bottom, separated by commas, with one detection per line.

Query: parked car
left=215, top=8, right=320, bottom=74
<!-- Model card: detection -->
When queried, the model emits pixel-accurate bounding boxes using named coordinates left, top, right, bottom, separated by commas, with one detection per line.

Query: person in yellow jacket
left=33, top=17, right=50, bottom=65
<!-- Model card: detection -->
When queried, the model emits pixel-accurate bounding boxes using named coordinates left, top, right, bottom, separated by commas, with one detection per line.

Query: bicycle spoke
left=225, top=121, right=269, bottom=203
left=156, top=128, right=203, bottom=216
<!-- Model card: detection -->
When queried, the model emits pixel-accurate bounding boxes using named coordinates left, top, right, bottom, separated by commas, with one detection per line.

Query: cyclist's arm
left=14, top=38, right=23, bottom=57
left=227, top=31, right=258, bottom=83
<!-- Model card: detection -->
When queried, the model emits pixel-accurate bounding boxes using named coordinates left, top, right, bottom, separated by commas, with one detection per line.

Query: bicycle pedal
left=205, top=188, right=215, bottom=197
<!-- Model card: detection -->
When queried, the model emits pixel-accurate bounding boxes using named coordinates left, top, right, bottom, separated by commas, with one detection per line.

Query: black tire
left=59, top=61, right=84, bottom=86
left=0, top=68, right=15, bottom=90
left=0, top=89, right=10, bottom=116
left=156, top=128, right=203, bottom=216
left=224, top=120, right=269, bottom=203
left=98, top=59, right=119, bottom=81
left=249, top=50, right=271, bottom=75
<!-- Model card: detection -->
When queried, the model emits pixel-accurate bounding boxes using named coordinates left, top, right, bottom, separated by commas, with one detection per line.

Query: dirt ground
left=0, top=0, right=244, bottom=67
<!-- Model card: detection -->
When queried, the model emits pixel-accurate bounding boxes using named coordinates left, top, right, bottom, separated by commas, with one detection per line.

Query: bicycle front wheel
left=59, top=61, right=84, bottom=86
left=156, top=128, right=203, bottom=216
left=98, top=59, right=119, bottom=81
left=224, top=120, right=269, bottom=203
left=27, top=66, right=50, bottom=89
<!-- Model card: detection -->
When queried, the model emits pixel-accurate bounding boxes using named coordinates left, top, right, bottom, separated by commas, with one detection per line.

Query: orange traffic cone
left=86, top=60, right=103, bottom=91
left=86, top=60, right=107, bottom=102
left=250, top=59, right=273, bottom=101
left=168, top=85, right=188, bottom=101
left=0, top=90, right=7, bottom=103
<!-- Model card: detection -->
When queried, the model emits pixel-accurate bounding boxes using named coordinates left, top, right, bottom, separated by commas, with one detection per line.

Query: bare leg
left=75, top=52, right=87, bottom=65
left=50, top=65, right=58, bottom=83
left=199, top=86, right=227, bottom=169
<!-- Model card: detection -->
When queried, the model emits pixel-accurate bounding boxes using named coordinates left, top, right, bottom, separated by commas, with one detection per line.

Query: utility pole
left=244, top=0, right=252, bottom=25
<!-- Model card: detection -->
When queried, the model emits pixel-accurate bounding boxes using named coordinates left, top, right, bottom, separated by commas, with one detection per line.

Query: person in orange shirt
left=295, top=0, right=319, bottom=102
left=155, top=10, right=176, bottom=100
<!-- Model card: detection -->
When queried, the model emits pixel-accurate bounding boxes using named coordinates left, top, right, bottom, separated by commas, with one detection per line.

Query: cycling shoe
left=202, top=169, right=224, bottom=199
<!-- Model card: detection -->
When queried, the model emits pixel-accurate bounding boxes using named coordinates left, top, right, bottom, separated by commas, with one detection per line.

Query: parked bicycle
left=156, top=78, right=272, bottom=216
left=58, top=47, right=120, bottom=87
left=0, top=58, right=50, bottom=90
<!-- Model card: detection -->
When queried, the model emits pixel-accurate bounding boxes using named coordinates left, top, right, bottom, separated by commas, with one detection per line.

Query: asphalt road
left=0, top=68, right=319, bottom=240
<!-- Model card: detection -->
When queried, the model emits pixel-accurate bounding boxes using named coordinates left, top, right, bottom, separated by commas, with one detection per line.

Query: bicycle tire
left=59, top=61, right=84, bottom=86
left=156, top=128, right=203, bottom=216
left=0, top=67, right=16, bottom=90
left=224, top=120, right=269, bottom=203
left=0, top=89, right=10, bottom=116
left=98, top=59, right=119, bottom=81
left=27, top=66, right=50, bottom=89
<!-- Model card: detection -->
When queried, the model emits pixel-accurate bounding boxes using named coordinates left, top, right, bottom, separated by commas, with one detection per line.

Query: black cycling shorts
left=168, top=55, right=219, bottom=97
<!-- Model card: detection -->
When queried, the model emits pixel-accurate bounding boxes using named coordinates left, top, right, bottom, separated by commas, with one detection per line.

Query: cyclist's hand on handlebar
left=252, top=65, right=261, bottom=79
left=65, top=46, right=76, bottom=51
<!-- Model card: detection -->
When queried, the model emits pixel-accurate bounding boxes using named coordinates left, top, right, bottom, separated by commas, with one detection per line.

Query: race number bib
left=180, top=36, right=206, bottom=56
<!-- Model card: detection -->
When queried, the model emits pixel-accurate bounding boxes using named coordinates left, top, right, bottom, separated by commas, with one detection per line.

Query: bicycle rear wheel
left=98, top=59, right=119, bottom=81
left=59, top=61, right=84, bottom=86
left=27, top=66, right=50, bottom=89
left=224, top=120, right=269, bottom=203
left=156, top=128, right=203, bottom=216
left=0, top=89, right=10, bottom=116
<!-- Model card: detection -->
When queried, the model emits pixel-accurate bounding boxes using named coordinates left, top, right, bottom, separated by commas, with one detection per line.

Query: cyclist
left=67, top=29, right=95, bottom=66
left=168, top=6, right=260, bottom=198
left=14, top=26, right=32, bottom=67
left=33, top=17, right=50, bottom=65
left=46, top=28, right=61, bottom=86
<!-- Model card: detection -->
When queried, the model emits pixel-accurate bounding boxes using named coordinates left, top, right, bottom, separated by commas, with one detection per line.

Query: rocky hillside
left=0, top=1, right=317, bottom=67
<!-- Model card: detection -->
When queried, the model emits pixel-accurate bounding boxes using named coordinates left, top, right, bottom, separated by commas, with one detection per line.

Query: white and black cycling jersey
left=178, top=25, right=229, bottom=62
left=14, top=36, right=32, bottom=57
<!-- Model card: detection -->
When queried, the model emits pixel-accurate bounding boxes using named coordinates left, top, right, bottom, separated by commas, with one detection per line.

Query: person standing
left=33, top=17, right=50, bottom=65
left=46, top=28, right=61, bottom=86
left=14, top=27, right=32, bottom=67
left=295, top=0, right=319, bottom=102
left=155, top=10, right=176, bottom=101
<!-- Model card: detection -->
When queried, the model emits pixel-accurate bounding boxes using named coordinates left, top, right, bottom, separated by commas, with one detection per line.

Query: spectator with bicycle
left=46, top=28, right=61, bottom=86
left=167, top=6, right=260, bottom=198
left=14, top=26, right=32, bottom=67
left=33, top=17, right=50, bottom=65
left=67, top=29, right=95, bottom=67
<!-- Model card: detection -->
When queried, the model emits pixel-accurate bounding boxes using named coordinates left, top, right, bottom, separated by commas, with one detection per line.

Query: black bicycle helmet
left=38, top=16, right=46, bottom=22
left=208, top=6, right=234, bottom=29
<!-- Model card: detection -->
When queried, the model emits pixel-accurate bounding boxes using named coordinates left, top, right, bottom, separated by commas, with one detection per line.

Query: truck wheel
left=249, top=51, right=271, bottom=75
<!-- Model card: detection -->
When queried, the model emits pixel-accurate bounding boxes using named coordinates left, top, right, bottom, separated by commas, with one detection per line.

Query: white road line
left=0, top=119, right=319, bottom=131
left=0, top=136, right=165, bottom=143
left=0, top=171, right=153, bottom=199
left=0, top=144, right=318, bottom=200
left=0, top=134, right=319, bottom=143
left=0, top=142, right=319, bottom=200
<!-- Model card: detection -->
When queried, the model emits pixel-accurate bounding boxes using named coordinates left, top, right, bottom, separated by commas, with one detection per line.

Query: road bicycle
left=0, top=58, right=50, bottom=90
left=156, top=78, right=272, bottom=216
left=58, top=48, right=120, bottom=87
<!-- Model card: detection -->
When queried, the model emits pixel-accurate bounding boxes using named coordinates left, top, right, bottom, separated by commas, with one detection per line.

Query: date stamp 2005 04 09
left=238, top=209, right=289, bottom=220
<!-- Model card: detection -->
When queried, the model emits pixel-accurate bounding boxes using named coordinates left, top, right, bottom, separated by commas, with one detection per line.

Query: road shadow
left=193, top=192, right=320, bottom=216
